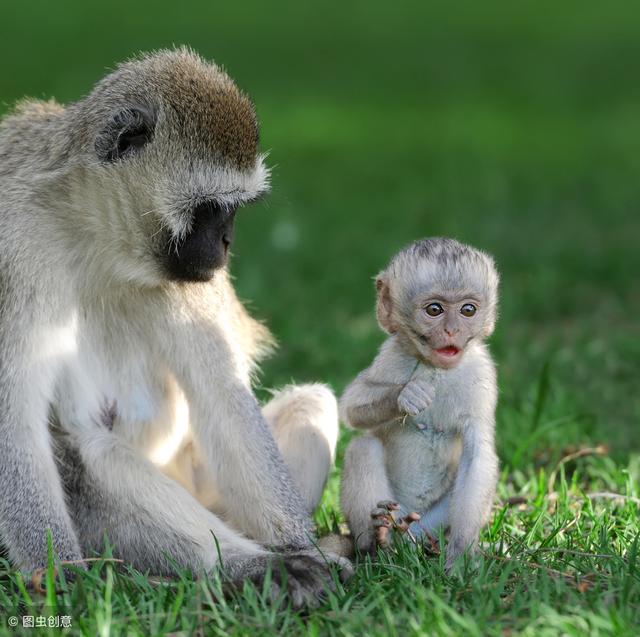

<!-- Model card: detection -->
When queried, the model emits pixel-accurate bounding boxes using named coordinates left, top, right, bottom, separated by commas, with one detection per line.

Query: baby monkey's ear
left=375, top=272, right=398, bottom=334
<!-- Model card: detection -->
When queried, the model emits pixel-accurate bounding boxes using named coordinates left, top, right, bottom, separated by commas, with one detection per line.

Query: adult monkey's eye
left=425, top=303, right=444, bottom=317
left=460, top=303, right=477, bottom=317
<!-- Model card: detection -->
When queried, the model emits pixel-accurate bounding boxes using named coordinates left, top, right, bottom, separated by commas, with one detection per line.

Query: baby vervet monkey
left=339, top=238, right=499, bottom=569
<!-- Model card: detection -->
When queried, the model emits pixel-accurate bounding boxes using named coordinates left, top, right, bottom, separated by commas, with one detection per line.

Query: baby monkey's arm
left=446, top=417, right=498, bottom=570
left=340, top=341, right=433, bottom=429
left=340, top=370, right=404, bottom=429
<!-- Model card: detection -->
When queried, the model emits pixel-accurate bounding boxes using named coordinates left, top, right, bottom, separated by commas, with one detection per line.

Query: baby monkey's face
left=375, top=239, right=499, bottom=369
left=409, top=292, right=484, bottom=368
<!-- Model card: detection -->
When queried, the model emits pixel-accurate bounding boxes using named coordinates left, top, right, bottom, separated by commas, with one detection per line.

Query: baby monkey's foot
left=422, top=533, right=441, bottom=555
left=371, top=501, right=421, bottom=549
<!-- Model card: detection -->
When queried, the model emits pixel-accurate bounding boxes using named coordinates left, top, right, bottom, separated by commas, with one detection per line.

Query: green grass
left=1, top=1, right=639, bottom=634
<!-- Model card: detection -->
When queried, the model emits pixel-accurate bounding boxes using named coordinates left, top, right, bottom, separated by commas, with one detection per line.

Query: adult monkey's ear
left=375, top=272, right=398, bottom=334
left=95, top=105, right=156, bottom=163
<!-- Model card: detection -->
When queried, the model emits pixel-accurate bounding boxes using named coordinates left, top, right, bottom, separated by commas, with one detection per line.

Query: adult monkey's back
left=0, top=48, right=348, bottom=607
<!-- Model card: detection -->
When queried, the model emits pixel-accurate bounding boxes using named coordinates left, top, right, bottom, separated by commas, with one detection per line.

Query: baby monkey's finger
left=375, top=525, right=390, bottom=547
left=424, top=534, right=441, bottom=554
left=376, top=500, right=399, bottom=511
left=372, top=517, right=392, bottom=528
left=395, top=512, right=420, bottom=533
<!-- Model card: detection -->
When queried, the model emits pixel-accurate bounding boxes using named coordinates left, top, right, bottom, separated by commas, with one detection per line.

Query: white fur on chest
left=52, top=320, right=188, bottom=462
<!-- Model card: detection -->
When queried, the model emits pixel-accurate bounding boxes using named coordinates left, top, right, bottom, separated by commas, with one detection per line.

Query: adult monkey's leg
left=60, top=430, right=265, bottom=576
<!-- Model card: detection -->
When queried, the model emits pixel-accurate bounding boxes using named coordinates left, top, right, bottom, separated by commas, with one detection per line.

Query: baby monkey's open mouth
left=435, top=345, right=461, bottom=357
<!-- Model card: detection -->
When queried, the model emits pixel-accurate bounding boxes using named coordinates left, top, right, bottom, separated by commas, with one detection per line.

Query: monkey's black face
left=163, top=201, right=236, bottom=282
left=87, top=53, right=272, bottom=288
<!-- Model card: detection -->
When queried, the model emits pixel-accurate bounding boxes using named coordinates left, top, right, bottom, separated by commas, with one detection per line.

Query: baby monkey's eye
left=460, top=303, right=477, bottom=317
left=425, top=303, right=444, bottom=317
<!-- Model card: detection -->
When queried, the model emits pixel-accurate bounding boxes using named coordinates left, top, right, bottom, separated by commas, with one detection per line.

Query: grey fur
left=340, top=238, right=499, bottom=569
left=0, top=49, right=347, bottom=603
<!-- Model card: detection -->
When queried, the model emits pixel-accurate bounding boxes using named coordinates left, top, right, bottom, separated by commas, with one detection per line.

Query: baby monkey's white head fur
left=376, top=238, right=499, bottom=369
left=39, top=48, right=269, bottom=286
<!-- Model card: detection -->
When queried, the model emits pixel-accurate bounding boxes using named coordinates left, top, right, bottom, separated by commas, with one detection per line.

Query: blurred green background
left=1, top=0, right=638, bottom=458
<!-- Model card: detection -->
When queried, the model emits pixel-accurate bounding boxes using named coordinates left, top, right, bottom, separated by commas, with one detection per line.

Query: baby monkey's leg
left=419, top=493, right=451, bottom=534
left=341, top=436, right=395, bottom=552
left=409, top=494, right=452, bottom=553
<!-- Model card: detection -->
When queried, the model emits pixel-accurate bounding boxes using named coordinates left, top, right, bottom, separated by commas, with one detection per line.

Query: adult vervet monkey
left=0, top=48, right=347, bottom=608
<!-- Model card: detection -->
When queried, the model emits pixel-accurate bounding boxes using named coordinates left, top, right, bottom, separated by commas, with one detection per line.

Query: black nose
left=163, top=201, right=236, bottom=282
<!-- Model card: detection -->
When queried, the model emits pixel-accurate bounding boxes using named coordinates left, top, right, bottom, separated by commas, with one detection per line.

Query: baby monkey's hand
left=397, top=378, right=435, bottom=416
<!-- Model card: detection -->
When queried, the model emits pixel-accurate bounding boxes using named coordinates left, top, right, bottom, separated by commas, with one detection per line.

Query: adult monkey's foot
left=222, top=548, right=352, bottom=610
left=371, top=500, right=420, bottom=549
